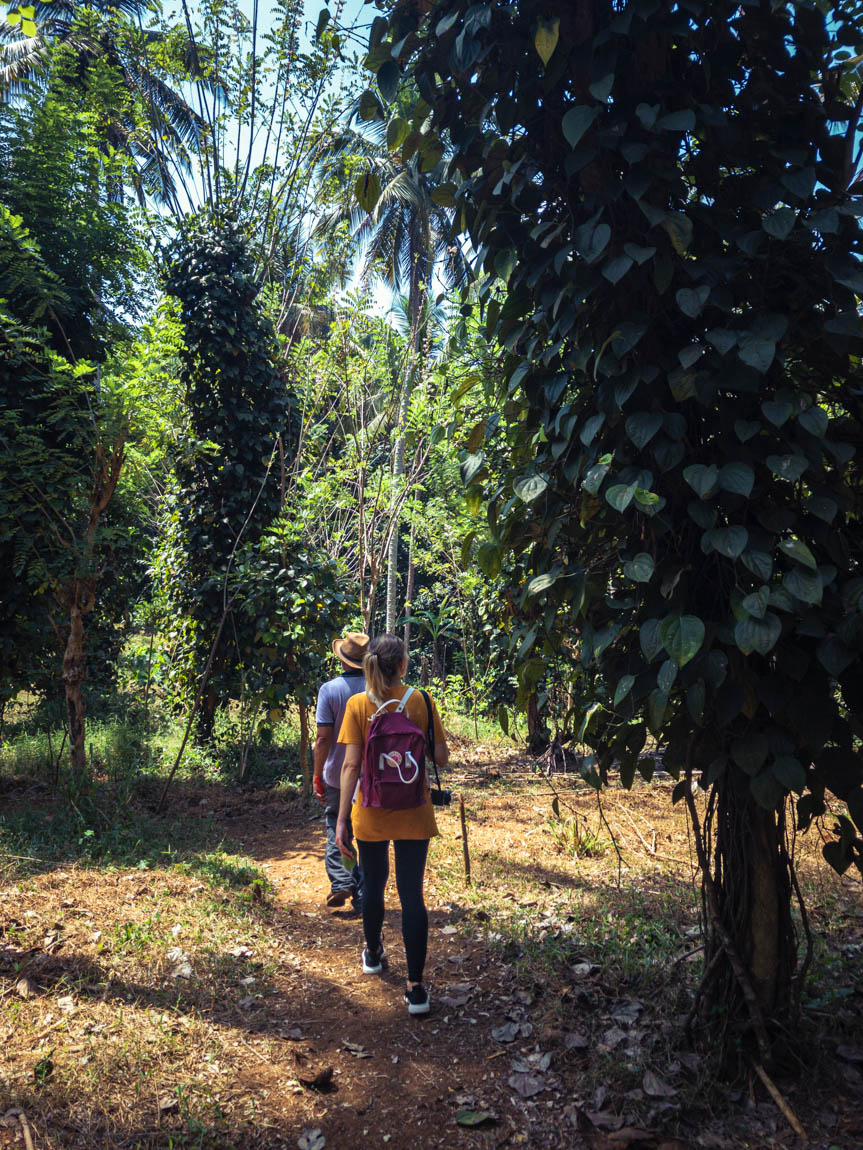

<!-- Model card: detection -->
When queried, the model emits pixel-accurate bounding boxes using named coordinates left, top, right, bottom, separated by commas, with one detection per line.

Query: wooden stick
left=459, top=794, right=471, bottom=886
left=753, top=1063, right=807, bottom=1141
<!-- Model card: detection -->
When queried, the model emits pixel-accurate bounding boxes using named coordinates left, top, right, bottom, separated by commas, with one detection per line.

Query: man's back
left=316, top=670, right=366, bottom=787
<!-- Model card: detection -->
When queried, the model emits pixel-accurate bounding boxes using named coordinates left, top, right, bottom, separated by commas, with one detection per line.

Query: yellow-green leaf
left=534, top=18, right=559, bottom=66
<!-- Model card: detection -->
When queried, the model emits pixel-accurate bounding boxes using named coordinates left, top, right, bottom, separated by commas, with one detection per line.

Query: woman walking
left=335, top=634, right=448, bottom=1014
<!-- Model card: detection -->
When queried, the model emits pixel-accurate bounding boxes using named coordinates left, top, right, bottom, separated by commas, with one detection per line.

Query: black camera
left=430, top=787, right=452, bottom=807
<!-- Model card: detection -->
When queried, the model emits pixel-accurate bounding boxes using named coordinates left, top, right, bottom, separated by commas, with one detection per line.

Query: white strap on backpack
left=371, top=686, right=414, bottom=719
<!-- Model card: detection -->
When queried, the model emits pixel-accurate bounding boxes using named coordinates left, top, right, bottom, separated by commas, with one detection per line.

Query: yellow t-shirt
left=338, top=685, right=444, bottom=841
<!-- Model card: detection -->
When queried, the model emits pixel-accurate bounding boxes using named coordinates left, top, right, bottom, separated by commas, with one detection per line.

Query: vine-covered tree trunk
left=61, top=597, right=89, bottom=779
left=693, top=774, right=797, bottom=1066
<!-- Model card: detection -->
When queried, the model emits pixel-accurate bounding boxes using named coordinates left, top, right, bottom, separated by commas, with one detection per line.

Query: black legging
left=357, top=838, right=429, bottom=983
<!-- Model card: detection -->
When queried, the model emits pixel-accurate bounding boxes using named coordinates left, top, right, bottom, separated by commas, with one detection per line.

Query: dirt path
left=220, top=796, right=582, bottom=1150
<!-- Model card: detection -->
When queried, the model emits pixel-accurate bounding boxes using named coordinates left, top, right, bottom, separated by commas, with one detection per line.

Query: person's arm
left=335, top=744, right=362, bottom=858
left=313, top=724, right=333, bottom=802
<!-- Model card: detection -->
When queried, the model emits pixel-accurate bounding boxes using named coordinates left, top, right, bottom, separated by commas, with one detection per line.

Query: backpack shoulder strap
left=420, top=689, right=442, bottom=789
left=395, top=685, right=415, bottom=713
left=372, top=697, right=403, bottom=719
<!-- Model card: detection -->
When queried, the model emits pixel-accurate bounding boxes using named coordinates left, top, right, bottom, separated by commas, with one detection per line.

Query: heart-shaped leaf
left=660, top=615, right=705, bottom=667
left=563, top=106, right=598, bottom=148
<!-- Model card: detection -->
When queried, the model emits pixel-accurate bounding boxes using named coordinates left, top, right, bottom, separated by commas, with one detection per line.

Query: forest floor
left=1, top=738, right=862, bottom=1150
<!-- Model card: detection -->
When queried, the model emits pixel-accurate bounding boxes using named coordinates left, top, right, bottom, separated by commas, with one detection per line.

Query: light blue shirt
left=315, top=671, right=366, bottom=787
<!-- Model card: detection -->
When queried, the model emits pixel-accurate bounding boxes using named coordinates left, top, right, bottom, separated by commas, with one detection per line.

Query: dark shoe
left=362, top=944, right=386, bottom=974
left=405, top=984, right=430, bottom=1015
left=326, top=889, right=349, bottom=908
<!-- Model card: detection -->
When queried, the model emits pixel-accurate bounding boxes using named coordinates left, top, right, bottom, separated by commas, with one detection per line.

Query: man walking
left=314, top=632, right=368, bottom=909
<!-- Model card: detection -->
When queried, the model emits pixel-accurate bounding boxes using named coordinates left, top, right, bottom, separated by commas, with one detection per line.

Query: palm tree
left=319, top=113, right=471, bottom=633
left=0, top=0, right=206, bottom=207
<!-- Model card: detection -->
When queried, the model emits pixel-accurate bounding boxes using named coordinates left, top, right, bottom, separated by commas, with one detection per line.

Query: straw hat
left=332, top=632, right=369, bottom=670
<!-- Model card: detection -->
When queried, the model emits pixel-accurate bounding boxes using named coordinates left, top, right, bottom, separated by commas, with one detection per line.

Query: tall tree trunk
left=298, top=699, right=312, bottom=801
left=687, top=769, right=797, bottom=1070
left=385, top=249, right=427, bottom=633
left=62, top=594, right=90, bottom=779
left=55, top=435, right=126, bottom=779
left=403, top=521, right=416, bottom=652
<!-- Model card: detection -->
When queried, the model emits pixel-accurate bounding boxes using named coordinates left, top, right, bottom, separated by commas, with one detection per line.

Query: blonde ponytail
left=364, top=635, right=407, bottom=704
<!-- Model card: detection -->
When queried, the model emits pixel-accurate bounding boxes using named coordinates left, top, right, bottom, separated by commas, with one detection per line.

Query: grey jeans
left=324, top=784, right=362, bottom=900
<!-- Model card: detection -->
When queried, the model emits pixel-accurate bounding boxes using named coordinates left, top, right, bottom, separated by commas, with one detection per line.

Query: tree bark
left=298, top=700, right=312, bottom=801
left=62, top=596, right=89, bottom=779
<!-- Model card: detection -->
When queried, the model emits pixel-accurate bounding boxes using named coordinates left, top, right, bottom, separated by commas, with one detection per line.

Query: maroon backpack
left=360, top=687, right=427, bottom=810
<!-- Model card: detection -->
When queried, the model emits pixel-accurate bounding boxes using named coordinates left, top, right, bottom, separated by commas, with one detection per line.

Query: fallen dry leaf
left=15, top=978, right=36, bottom=1000
left=342, top=1040, right=372, bottom=1058
left=642, top=1069, right=677, bottom=1098
left=507, top=1072, right=545, bottom=1098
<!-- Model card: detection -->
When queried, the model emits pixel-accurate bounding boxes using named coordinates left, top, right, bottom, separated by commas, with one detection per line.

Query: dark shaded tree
left=160, top=214, right=292, bottom=740
left=375, top=0, right=863, bottom=1065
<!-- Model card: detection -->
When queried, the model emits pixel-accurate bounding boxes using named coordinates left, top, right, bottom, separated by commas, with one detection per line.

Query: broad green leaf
left=562, top=106, right=598, bottom=148
left=771, top=756, right=806, bottom=793
left=377, top=59, right=400, bottom=102
left=603, top=254, right=634, bottom=284
left=662, top=213, right=693, bottom=254
left=658, top=658, right=677, bottom=693
left=738, top=336, right=775, bottom=373
left=658, top=109, right=696, bottom=132
left=780, top=167, right=816, bottom=199
left=660, top=615, right=705, bottom=667
left=676, top=285, right=709, bottom=317
left=778, top=538, right=817, bottom=570
left=460, top=451, right=484, bottom=484
left=761, top=400, right=792, bottom=427
left=354, top=171, right=381, bottom=211
left=358, top=89, right=384, bottom=122
left=784, top=567, right=822, bottom=605
left=477, top=542, right=501, bottom=579
left=762, top=207, right=796, bottom=239
left=734, top=612, right=781, bottom=655
left=741, top=586, right=769, bottom=619
left=613, top=674, right=635, bottom=706
left=798, top=405, right=828, bottom=437
left=731, top=733, right=768, bottom=775
left=514, top=473, right=549, bottom=502
left=708, top=525, right=748, bottom=559
left=707, top=329, right=737, bottom=355
left=535, top=17, right=559, bottom=64
left=683, top=463, right=718, bottom=498
left=734, top=420, right=760, bottom=442
left=718, top=462, right=754, bottom=498
left=806, top=495, right=837, bottom=523
left=589, top=73, right=614, bottom=102
left=526, top=571, right=559, bottom=595
left=606, top=482, right=637, bottom=512
left=742, top=549, right=773, bottom=582
left=386, top=116, right=410, bottom=150
left=640, top=618, right=664, bottom=662
left=580, top=413, right=605, bottom=445
left=623, top=552, right=654, bottom=582
left=767, top=454, right=807, bottom=482
left=623, top=242, right=655, bottom=264
left=625, top=412, right=662, bottom=450
left=647, top=688, right=668, bottom=732
left=750, top=770, right=785, bottom=810
left=457, top=1111, right=494, bottom=1128
left=687, top=680, right=706, bottom=724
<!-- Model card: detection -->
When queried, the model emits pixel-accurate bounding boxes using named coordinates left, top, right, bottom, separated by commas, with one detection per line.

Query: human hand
left=335, top=818, right=355, bottom=861
left=313, top=774, right=325, bottom=803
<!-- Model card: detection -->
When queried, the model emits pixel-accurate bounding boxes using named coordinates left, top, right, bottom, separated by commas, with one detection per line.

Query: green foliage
left=158, top=214, right=293, bottom=728
left=385, top=0, right=863, bottom=877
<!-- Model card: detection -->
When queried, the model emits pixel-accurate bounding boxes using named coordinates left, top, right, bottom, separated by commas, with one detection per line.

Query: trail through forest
left=2, top=743, right=862, bottom=1150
